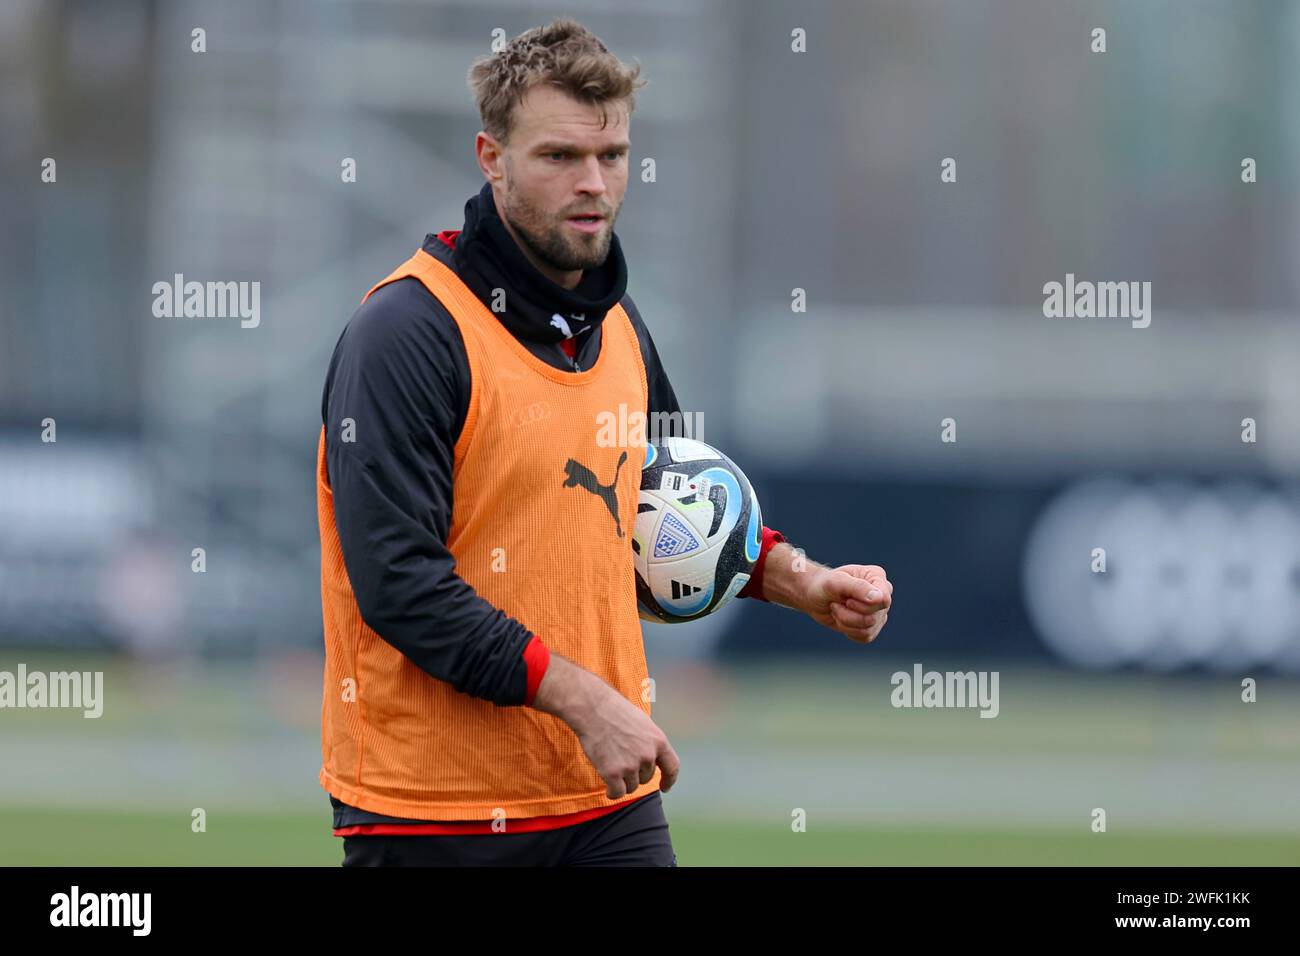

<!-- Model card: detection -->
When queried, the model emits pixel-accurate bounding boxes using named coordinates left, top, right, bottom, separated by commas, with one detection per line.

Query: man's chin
left=516, top=220, right=611, bottom=273
left=554, top=241, right=610, bottom=272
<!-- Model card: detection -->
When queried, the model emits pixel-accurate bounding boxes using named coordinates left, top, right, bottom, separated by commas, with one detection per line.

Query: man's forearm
left=529, top=652, right=606, bottom=732
left=756, top=541, right=826, bottom=612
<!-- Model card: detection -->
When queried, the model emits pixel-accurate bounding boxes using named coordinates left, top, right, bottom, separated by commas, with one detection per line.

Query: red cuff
left=521, top=635, right=550, bottom=706
left=738, top=527, right=786, bottom=603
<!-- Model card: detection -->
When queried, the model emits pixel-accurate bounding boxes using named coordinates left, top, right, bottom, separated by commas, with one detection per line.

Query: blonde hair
left=467, top=19, right=646, bottom=144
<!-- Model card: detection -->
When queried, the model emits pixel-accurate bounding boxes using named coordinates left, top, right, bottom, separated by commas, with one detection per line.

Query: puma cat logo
left=562, top=451, right=628, bottom=537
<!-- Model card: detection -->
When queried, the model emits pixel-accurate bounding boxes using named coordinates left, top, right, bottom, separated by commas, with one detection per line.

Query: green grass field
left=2, top=652, right=1298, bottom=865
left=2, top=807, right=1298, bottom=866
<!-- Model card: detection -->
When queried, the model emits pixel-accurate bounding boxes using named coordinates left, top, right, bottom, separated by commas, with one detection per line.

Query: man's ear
left=475, top=131, right=506, bottom=183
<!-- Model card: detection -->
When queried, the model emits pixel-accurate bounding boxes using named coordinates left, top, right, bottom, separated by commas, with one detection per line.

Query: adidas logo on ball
left=670, top=581, right=703, bottom=599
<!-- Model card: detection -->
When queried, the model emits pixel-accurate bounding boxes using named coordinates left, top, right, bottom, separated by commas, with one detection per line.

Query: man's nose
left=574, top=155, right=607, bottom=195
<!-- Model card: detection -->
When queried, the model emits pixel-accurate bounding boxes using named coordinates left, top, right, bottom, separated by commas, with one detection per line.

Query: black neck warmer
left=453, top=181, right=628, bottom=345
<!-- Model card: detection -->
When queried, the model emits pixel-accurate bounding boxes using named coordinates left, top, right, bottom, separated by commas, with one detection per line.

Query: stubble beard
left=502, top=182, right=617, bottom=274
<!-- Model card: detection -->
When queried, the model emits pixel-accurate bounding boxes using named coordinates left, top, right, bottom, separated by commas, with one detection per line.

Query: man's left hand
left=801, top=564, right=893, bottom=644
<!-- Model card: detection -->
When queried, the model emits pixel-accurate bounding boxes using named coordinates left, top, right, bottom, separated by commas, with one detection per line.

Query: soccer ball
left=633, top=437, right=763, bottom=623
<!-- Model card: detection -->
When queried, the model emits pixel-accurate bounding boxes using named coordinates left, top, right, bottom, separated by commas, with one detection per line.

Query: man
left=316, top=19, right=893, bottom=867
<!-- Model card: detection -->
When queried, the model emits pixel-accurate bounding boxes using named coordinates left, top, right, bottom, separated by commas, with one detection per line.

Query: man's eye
left=548, top=152, right=568, bottom=161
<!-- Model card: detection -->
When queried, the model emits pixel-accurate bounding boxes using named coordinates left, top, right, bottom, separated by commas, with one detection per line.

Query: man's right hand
left=531, top=653, right=680, bottom=799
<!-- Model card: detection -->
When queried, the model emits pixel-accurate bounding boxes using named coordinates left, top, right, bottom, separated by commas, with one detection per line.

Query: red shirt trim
left=332, top=794, right=642, bottom=837
left=521, top=634, right=550, bottom=707
left=738, top=526, right=785, bottom=602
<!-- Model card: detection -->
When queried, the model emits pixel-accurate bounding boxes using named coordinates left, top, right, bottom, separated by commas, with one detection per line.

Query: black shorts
left=341, top=791, right=677, bottom=867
